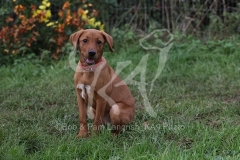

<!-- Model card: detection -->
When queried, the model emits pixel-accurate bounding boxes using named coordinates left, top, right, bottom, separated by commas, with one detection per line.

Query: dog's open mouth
left=83, top=55, right=95, bottom=65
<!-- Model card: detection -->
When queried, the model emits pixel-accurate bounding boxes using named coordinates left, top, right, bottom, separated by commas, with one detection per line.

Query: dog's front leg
left=76, top=89, right=89, bottom=138
left=93, top=98, right=107, bottom=135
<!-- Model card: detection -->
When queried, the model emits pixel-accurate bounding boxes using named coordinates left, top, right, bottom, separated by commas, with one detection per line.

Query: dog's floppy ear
left=69, top=29, right=84, bottom=51
left=101, top=31, right=114, bottom=52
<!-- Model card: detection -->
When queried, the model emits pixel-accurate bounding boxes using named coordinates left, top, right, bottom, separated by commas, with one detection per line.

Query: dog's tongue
left=86, top=58, right=94, bottom=64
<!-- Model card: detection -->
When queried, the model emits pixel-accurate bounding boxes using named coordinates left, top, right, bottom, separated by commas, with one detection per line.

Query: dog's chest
left=77, top=84, right=95, bottom=105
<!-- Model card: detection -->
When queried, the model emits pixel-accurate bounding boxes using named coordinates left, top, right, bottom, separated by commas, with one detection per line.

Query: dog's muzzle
left=83, top=50, right=97, bottom=65
left=88, top=50, right=96, bottom=58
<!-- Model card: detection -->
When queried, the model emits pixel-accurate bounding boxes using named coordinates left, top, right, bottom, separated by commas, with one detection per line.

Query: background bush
left=1, top=0, right=240, bottom=65
left=0, top=0, right=104, bottom=65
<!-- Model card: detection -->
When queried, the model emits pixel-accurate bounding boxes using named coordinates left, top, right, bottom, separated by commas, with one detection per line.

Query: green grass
left=1, top=38, right=240, bottom=160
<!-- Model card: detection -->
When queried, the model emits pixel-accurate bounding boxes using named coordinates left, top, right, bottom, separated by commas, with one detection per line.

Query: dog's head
left=70, top=29, right=113, bottom=66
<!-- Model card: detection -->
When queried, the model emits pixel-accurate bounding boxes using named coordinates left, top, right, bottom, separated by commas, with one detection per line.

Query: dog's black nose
left=88, top=50, right=96, bottom=57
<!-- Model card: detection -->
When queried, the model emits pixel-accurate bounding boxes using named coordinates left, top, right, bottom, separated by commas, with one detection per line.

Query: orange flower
left=67, top=10, right=71, bottom=16
left=31, top=4, right=36, bottom=11
left=14, top=6, right=18, bottom=14
left=14, top=5, right=25, bottom=14
left=56, top=24, right=65, bottom=33
left=62, top=1, right=70, bottom=10
left=78, top=8, right=85, bottom=16
left=19, top=14, right=26, bottom=19
left=26, top=24, right=36, bottom=30
left=29, top=17, right=36, bottom=23
left=33, top=31, right=40, bottom=36
left=58, top=10, right=64, bottom=18
left=5, top=17, right=14, bottom=23
left=31, top=36, right=37, bottom=41
left=56, top=36, right=64, bottom=46
left=65, top=15, right=72, bottom=25
left=26, top=42, right=31, bottom=47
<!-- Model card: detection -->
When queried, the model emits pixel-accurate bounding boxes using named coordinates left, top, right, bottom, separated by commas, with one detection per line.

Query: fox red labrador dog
left=70, top=29, right=135, bottom=138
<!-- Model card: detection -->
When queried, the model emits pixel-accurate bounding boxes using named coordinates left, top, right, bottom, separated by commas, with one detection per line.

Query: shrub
left=0, top=0, right=104, bottom=63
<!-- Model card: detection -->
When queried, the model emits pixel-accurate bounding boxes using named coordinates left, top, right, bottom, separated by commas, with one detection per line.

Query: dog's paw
left=76, top=131, right=90, bottom=138
left=111, top=127, right=123, bottom=136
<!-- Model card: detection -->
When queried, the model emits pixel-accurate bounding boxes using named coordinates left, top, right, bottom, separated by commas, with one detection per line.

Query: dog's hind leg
left=110, top=103, right=135, bottom=135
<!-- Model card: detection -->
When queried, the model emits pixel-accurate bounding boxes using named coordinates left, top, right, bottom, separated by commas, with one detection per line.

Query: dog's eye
left=83, top=39, right=88, bottom=43
left=97, top=40, right=102, bottom=44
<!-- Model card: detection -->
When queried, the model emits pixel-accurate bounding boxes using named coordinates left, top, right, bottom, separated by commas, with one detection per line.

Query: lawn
left=0, top=37, right=240, bottom=159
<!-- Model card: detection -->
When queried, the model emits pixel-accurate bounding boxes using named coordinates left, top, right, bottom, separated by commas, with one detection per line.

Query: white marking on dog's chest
left=77, top=84, right=86, bottom=99
left=77, top=84, right=95, bottom=119
left=76, top=84, right=93, bottom=100
left=85, top=85, right=91, bottom=94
